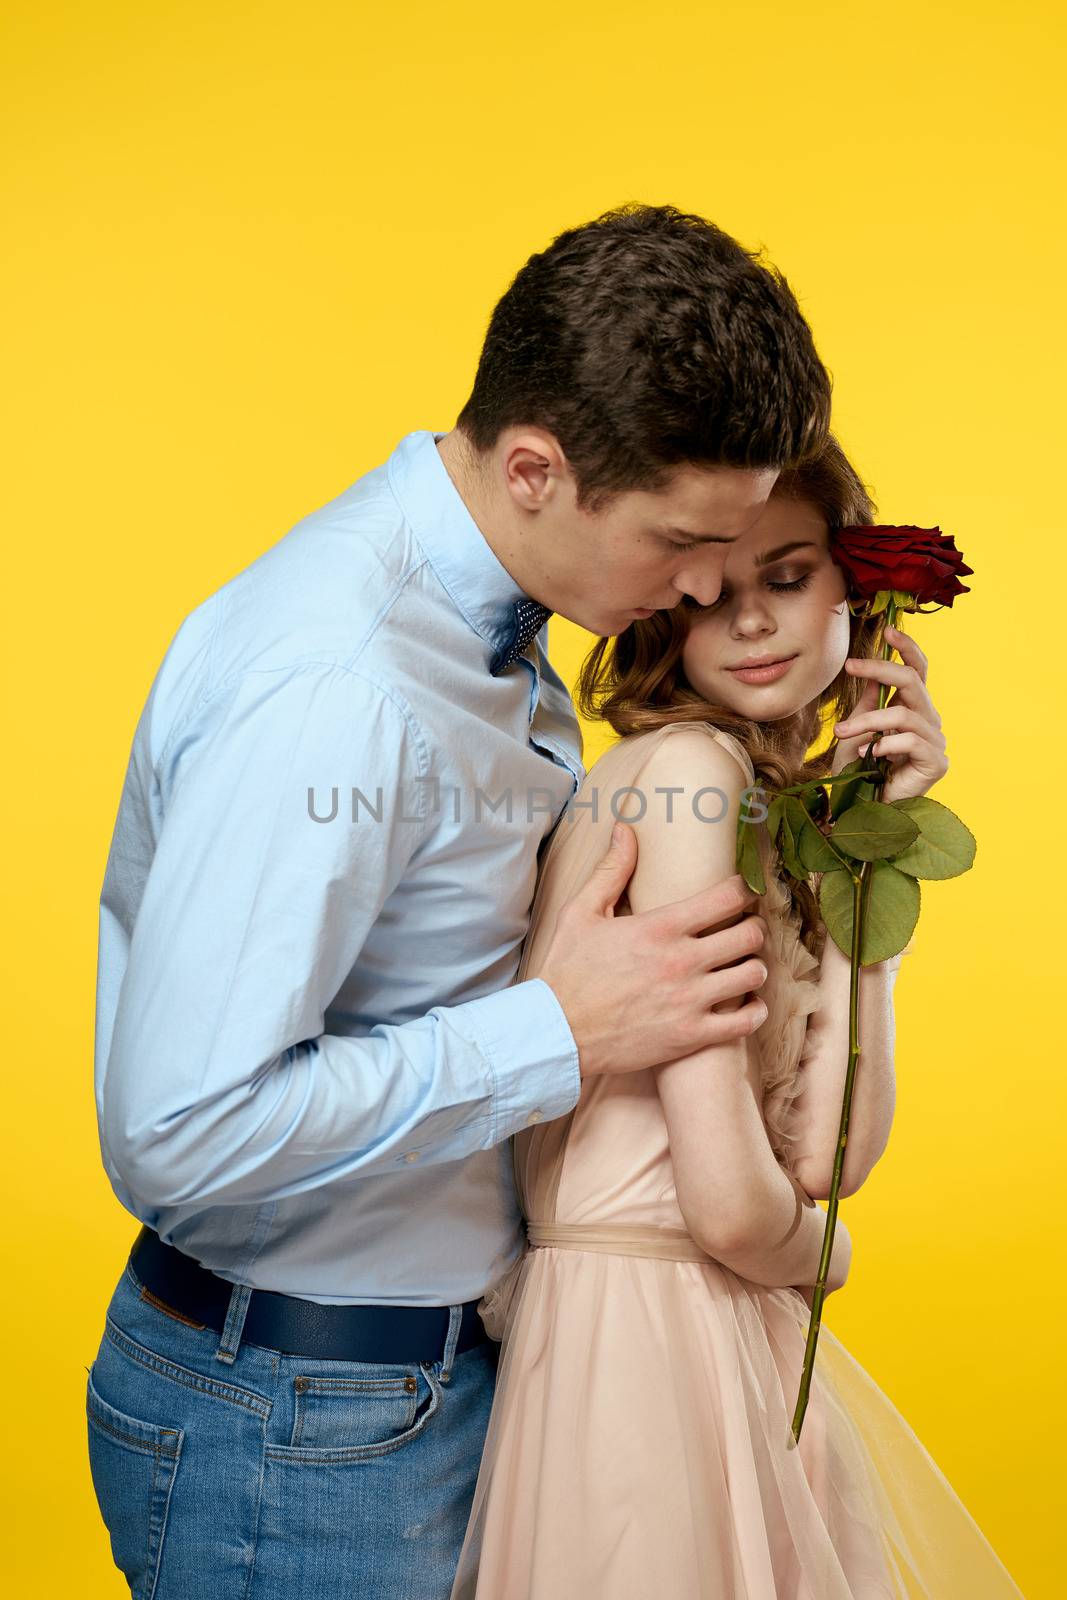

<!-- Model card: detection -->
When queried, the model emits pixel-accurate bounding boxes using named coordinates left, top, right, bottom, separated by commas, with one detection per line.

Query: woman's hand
left=792, top=1213, right=852, bottom=1308
left=830, top=624, right=948, bottom=805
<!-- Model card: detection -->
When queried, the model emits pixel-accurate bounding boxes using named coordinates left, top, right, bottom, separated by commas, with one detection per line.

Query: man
left=87, top=202, right=831, bottom=1597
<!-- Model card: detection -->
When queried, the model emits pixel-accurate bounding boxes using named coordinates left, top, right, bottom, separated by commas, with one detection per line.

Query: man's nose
left=676, top=568, right=724, bottom=607
left=674, top=545, right=733, bottom=608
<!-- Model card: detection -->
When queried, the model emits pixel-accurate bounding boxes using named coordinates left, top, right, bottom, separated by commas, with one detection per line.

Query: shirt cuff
left=462, top=977, right=582, bottom=1142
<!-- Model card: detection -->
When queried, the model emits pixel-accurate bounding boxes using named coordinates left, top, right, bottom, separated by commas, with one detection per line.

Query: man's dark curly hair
left=456, top=202, right=833, bottom=513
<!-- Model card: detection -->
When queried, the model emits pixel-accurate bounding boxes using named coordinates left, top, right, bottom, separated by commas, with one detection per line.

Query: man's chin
left=567, top=613, right=631, bottom=638
left=561, top=606, right=651, bottom=638
left=608, top=608, right=656, bottom=633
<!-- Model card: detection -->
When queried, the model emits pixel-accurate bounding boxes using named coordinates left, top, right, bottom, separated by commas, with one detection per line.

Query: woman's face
left=680, top=493, right=852, bottom=722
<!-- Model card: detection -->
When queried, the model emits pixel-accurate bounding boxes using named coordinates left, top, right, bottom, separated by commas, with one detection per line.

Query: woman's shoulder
left=591, top=720, right=755, bottom=787
left=584, top=722, right=756, bottom=850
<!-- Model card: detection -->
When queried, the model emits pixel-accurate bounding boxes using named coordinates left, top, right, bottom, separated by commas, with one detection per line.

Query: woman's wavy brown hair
left=575, top=432, right=886, bottom=952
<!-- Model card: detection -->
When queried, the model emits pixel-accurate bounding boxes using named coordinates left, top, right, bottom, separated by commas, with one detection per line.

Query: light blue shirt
left=94, top=429, right=586, bottom=1305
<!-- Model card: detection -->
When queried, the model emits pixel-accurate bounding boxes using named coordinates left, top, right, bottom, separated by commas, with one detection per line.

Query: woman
left=448, top=437, right=1024, bottom=1598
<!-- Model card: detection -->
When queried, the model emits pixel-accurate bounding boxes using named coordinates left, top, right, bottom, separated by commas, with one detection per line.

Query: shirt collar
left=387, top=428, right=535, bottom=654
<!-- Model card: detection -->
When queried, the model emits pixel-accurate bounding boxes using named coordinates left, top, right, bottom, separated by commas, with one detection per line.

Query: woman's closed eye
left=767, top=574, right=813, bottom=594
left=692, top=573, right=815, bottom=612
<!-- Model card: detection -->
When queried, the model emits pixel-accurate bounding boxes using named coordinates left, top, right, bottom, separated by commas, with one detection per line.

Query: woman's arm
left=785, top=930, right=902, bottom=1202
left=787, top=621, right=946, bottom=1199
left=620, top=730, right=851, bottom=1293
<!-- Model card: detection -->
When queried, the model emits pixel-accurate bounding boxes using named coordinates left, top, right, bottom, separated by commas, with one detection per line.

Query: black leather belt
left=128, top=1227, right=490, bottom=1364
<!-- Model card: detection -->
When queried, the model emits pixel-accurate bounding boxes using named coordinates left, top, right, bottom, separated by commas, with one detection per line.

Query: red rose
left=828, top=525, right=973, bottom=609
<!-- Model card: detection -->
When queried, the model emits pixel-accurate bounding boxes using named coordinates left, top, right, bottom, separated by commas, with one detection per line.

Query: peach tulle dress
left=448, top=722, right=1025, bottom=1600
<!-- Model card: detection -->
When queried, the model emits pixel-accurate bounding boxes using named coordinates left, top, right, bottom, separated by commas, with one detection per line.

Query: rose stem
left=788, top=596, right=898, bottom=1444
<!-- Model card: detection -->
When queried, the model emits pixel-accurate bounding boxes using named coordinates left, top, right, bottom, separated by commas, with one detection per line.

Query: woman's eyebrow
left=753, top=540, right=817, bottom=566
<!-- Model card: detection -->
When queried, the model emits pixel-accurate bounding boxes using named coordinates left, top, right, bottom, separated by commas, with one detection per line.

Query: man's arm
left=97, top=660, right=580, bottom=1214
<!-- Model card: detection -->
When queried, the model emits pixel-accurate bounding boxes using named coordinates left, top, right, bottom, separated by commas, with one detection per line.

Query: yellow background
left=2, top=1, right=1061, bottom=1592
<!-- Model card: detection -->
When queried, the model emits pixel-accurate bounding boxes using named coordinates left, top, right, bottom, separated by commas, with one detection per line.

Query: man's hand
left=537, top=820, right=770, bottom=1079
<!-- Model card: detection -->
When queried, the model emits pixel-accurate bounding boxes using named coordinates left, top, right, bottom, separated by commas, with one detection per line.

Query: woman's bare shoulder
left=622, top=721, right=753, bottom=792
left=613, top=725, right=753, bottom=914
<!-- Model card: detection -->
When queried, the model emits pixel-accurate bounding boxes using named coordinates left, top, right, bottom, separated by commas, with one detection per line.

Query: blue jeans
left=85, top=1253, right=499, bottom=1598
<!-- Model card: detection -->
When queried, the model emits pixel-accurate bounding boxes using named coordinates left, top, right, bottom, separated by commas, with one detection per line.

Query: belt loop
left=214, top=1281, right=253, bottom=1365
left=439, top=1304, right=463, bottom=1384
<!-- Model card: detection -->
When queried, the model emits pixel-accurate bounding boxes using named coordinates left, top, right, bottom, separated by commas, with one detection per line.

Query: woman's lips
left=725, top=654, right=798, bottom=684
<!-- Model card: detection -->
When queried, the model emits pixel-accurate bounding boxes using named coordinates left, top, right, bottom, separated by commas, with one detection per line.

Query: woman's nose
left=732, top=602, right=776, bottom=635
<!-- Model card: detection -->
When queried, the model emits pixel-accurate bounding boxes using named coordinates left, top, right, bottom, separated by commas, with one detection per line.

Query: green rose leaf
left=739, top=785, right=770, bottom=827
left=798, top=782, right=829, bottom=824
left=885, top=796, right=977, bottom=880
left=736, top=813, right=766, bottom=894
left=765, top=792, right=785, bottom=846
left=830, top=799, right=920, bottom=862
left=820, top=862, right=920, bottom=964
left=778, top=800, right=808, bottom=881
left=827, top=757, right=878, bottom=820
left=797, top=816, right=843, bottom=873
left=782, top=796, right=836, bottom=874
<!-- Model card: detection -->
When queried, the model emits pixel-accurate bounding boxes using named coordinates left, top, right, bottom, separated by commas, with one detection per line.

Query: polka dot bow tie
left=489, top=598, right=553, bottom=676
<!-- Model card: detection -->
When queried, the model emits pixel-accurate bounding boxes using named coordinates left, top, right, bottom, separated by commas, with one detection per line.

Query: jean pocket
left=85, top=1361, right=184, bottom=1600
left=267, top=1362, right=443, bottom=1463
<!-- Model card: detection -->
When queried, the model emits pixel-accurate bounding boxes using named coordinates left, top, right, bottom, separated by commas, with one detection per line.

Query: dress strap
left=526, top=1221, right=715, bottom=1263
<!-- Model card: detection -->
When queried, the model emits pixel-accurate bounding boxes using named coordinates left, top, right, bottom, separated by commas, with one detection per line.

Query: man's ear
left=501, top=430, right=569, bottom=514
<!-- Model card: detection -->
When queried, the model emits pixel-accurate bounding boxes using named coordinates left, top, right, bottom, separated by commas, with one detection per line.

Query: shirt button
left=527, top=1110, right=544, bottom=1125
left=403, top=1151, right=420, bottom=1163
